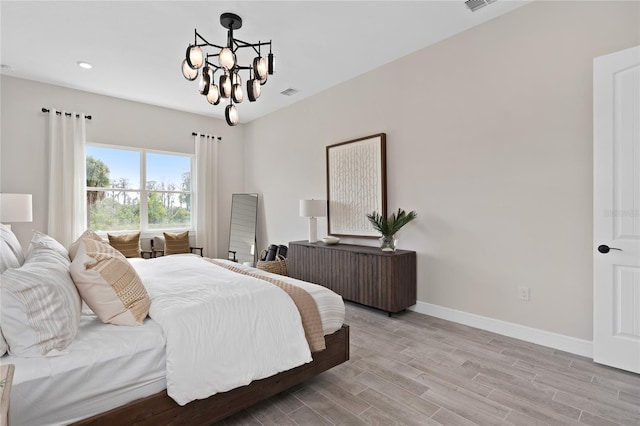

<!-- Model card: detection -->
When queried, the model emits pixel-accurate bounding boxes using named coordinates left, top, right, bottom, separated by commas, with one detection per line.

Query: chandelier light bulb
left=247, top=79, right=261, bottom=102
left=260, top=73, right=268, bottom=86
left=220, top=73, right=231, bottom=98
left=198, top=66, right=211, bottom=95
left=232, top=84, right=244, bottom=103
left=207, top=85, right=220, bottom=105
left=181, top=59, right=198, bottom=81
left=186, top=45, right=204, bottom=69
left=253, top=57, right=267, bottom=79
left=225, top=104, right=239, bottom=126
left=231, top=72, right=242, bottom=86
left=219, top=47, right=236, bottom=70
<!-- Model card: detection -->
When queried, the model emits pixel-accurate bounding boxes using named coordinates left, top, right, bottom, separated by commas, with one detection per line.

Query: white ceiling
left=1, top=1, right=531, bottom=124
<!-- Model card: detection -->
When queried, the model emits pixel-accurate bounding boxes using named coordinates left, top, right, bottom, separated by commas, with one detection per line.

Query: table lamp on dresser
left=299, top=199, right=326, bottom=243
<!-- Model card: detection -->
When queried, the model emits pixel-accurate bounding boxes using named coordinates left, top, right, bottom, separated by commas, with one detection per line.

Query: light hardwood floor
left=220, top=303, right=640, bottom=426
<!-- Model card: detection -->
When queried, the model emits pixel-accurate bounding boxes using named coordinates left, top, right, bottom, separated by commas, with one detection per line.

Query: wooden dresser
left=288, top=240, right=416, bottom=314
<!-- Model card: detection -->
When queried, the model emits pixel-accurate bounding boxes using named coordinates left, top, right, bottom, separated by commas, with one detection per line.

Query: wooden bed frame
left=72, top=325, right=349, bottom=425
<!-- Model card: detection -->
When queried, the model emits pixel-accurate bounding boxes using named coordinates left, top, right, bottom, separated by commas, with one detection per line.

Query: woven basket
left=256, top=255, right=288, bottom=276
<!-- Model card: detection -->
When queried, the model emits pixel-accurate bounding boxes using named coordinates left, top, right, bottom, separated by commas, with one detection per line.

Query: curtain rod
left=41, top=108, right=92, bottom=120
left=192, top=132, right=222, bottom=140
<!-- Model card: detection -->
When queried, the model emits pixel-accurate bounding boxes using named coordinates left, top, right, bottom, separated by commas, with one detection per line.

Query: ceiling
left=1, top=1, right=531, bottom=124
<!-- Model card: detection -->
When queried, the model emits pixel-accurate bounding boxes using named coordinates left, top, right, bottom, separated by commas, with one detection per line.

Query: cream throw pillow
left=70, top=238, right=150, bottom=326
left=108, top=232, right=141, bottom=258
left=163, top=231, right=190, bottom=255
left=69, top=230, right=104, bottom=260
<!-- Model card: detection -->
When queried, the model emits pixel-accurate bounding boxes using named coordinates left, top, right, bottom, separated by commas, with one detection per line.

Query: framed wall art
left=326, top=133, right=387, bottom=238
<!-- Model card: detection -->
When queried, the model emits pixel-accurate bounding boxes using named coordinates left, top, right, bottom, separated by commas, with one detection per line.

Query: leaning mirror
left=228, top=193, right=258, bottom=265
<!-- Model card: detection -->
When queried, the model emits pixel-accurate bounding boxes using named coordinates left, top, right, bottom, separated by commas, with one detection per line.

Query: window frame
left=85, top=142, right=195, bottom=235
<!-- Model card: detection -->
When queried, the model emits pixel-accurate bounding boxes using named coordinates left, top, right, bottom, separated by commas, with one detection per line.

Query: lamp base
left=308, top=217, right=318, bottom=243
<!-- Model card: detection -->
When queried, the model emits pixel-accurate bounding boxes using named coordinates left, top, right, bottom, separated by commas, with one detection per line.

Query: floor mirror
left=228, top=193, right=258, bottom=265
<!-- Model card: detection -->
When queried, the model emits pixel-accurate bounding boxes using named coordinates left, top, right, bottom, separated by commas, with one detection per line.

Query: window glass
left=89, top=191, right=141, bottom=232
left=86, top=145, right=192, bottom=233
left=147, top=192, right=191, bottom=229
left=86, top=146, right=140, bottom=189
left=146, top=152, right=191, bottom=191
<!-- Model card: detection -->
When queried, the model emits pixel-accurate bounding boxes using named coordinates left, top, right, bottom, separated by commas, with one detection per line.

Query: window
left=86, top=144, right=193, bottom=232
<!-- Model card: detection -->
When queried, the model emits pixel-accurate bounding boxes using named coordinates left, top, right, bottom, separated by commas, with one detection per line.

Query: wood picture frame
left=326, top=133, right=387, bottom=238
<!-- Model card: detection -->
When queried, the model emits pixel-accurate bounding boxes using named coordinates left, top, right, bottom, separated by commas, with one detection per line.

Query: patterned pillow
left=163, top=231, right=190, bottom=255
left=0, top=224, right=25, bottom=273
left=108, top=232, right=141, bottom=258
left=1, top=247, right=81, bottom=357
left=69, top=230, right=104, bottom=260
left=70, top=238, right=150, bottom=326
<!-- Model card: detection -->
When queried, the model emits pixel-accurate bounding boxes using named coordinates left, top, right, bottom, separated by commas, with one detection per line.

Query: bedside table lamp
left=0, top=193, right=33, bottom=229
left=299, top=199, right=326, bottom=243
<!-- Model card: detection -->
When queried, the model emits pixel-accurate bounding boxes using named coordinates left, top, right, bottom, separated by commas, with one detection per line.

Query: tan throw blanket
left=208, top=259, right=326, bottom=352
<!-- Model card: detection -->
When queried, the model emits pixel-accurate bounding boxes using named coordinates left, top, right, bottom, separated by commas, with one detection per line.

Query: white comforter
left=130, top=254, right=312, bottom=406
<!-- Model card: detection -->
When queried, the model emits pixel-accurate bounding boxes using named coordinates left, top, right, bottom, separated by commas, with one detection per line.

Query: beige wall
left=244, top=1, right=640, bottom=340
left=0, top=75, right=246, bottom=257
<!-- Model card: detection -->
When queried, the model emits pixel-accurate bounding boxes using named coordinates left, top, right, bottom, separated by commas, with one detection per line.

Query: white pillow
left=1, top=253, right=81, bottom=357
left=70, top=238, right=150, bottom=326
left=26, top=231, right=69, bottom=262
left=0, top=329, right=7, bottom=357
left=0, top=224, right=25, bottom=273
left=25, top=236, right=70, bottom=268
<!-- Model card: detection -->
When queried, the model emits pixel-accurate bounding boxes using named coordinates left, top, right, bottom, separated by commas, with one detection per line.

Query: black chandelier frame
left=182, top=13, right=274, bottom=126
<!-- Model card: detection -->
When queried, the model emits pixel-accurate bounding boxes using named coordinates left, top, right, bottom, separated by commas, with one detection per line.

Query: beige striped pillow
left=70, top=238, right=150, bottom=326
left=108, top=232, right=141, bottom=258
left=163, top=231, right=190, bottom=255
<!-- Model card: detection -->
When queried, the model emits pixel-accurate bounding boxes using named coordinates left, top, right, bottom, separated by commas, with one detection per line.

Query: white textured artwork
left=327, top=134, right=386, bottom=237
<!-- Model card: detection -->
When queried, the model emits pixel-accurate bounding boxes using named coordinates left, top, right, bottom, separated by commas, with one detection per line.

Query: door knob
left=598, top=245, right=622, bottom=254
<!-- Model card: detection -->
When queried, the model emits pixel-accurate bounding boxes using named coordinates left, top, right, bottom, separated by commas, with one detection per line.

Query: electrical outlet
left=518, top=286, right=530, bottom=301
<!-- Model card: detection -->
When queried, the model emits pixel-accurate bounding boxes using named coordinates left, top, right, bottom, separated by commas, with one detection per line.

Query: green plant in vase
left=366, top=208, right=417, bottom=252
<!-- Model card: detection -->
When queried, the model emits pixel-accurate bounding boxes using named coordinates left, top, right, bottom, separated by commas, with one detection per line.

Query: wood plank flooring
left=219, top=303, right=640, bottom=426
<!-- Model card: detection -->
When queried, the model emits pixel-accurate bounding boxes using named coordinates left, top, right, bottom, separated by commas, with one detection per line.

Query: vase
left=379, top=235, right=397, bottom=252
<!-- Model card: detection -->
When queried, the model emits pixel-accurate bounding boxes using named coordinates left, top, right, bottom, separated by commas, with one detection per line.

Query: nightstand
left=0, top=364, right=15, bottom=426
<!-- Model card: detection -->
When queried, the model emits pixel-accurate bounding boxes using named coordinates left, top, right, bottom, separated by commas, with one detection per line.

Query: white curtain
left=195, top=134, right=219, bottom=258
left=47, top=109, right=87, bottom=248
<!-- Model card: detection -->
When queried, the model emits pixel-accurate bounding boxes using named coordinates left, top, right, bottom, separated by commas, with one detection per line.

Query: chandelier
left=181, top=13, right=274, bottom=126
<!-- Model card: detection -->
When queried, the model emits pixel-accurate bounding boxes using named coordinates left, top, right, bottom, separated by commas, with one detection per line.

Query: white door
left=593, top=45, right=640, bottom=373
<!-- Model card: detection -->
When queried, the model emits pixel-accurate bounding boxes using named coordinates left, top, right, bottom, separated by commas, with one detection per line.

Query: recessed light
left=77, top=61, right=93, bottom=69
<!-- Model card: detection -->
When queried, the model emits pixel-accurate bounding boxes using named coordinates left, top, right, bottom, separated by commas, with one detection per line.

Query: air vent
left=280, top=88, right=299, bottom=96
left=465, top=0, right=497, bottom=12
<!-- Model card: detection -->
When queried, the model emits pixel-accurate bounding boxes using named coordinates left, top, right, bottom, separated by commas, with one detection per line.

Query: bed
left=0, top=227, right=349, bottom=425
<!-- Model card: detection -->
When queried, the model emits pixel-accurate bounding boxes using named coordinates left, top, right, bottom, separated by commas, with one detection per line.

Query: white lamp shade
left=0, top=193, right=33, bottom=222
left=299, top=199, right=326, bottom=218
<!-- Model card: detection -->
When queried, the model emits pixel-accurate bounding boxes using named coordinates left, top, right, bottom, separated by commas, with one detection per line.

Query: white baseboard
left=409, top=301, right=593, bottom=358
